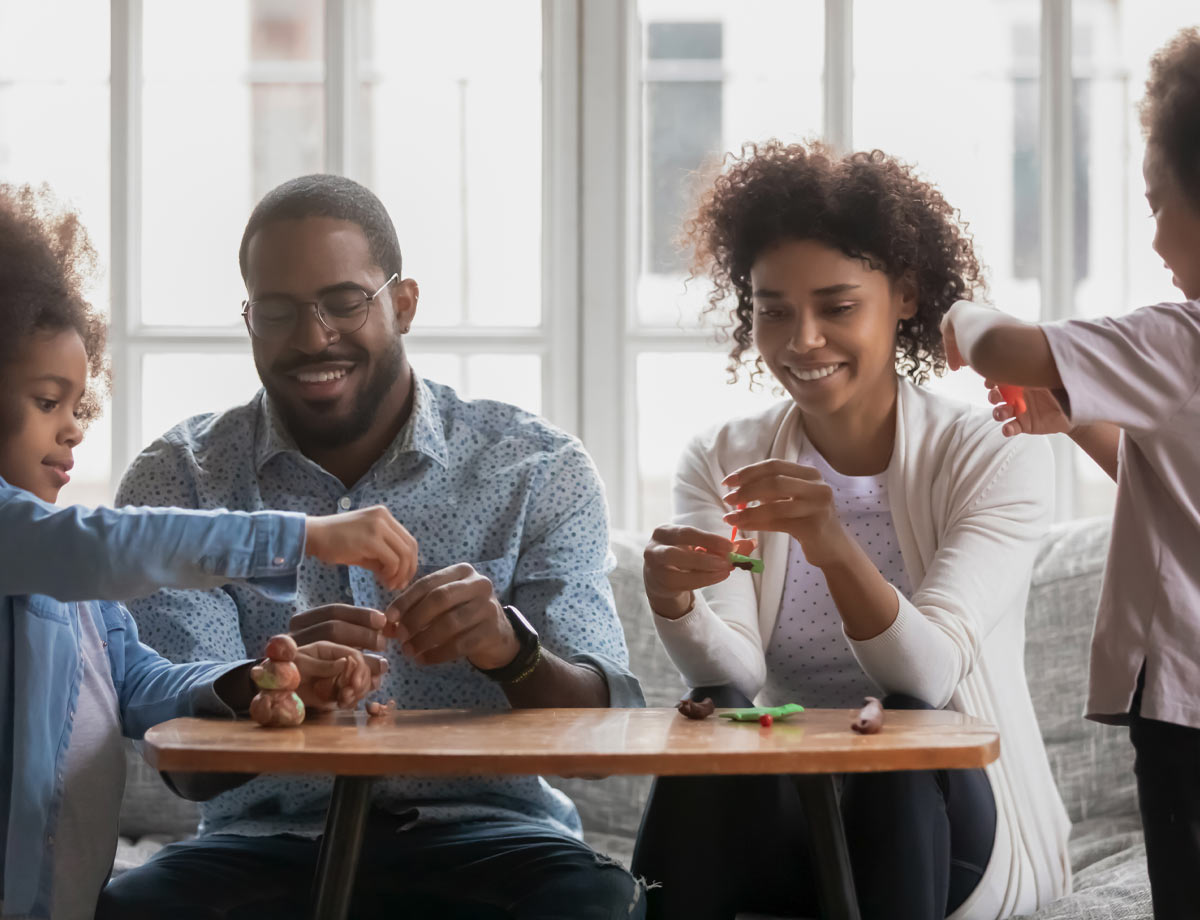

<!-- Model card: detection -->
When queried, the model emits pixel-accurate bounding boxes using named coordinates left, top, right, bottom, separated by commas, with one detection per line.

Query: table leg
left=310, top=776, right=375, bottom=920
left=792, top=774, right=861, bottom=920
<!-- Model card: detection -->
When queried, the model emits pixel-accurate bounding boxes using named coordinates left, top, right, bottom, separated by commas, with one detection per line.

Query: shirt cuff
left=248, top=511, right=306, bottom=601
left=189, top=660, right=254, bottom=719
left=1041, top=322, right=1099, bottom=427
left=567, top=652, right=646, bottom=708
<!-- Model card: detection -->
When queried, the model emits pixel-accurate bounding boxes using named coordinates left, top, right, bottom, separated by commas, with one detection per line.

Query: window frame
left=106, top=0, right=577, bottom=478
left=105, top=0, right=1085, bottom=525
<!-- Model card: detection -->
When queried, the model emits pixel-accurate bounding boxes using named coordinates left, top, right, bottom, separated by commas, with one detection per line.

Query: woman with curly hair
left=632, top=142, right=1069, bottom=919
left=944, top=27, right=1200, bottom=918
left=0, top=184, right=412, bottom=920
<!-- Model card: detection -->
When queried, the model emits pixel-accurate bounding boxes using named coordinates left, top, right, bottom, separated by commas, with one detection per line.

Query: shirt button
left=46, top=835, right=54, bottom=846
left=273, top=556, right=286, bottom=566
left=338, top=496, right=352, bottom=511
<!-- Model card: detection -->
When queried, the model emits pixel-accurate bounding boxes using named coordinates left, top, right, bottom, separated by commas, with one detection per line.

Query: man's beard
left=267, top=338, right=406, bottom=450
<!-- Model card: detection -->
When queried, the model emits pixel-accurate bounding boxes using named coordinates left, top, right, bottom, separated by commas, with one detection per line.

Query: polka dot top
left=114, top=374, right=639, bottom=840
left=760, top=448, right=912, bottom=709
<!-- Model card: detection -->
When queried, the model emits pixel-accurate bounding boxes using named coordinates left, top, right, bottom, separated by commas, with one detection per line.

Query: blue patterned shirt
left=115, top=374, right=642, bottom=839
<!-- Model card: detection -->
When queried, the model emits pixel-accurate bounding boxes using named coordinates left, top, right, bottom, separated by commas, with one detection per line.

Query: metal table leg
left=310, top=776, right=375, bottom=920
left=792, top=774, right=861, bottom=920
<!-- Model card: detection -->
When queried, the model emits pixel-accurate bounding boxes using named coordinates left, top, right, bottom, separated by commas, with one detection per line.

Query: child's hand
left=986, top=380, right=1071, bottom=437
left=293, top=640, right=387, bottom=711
left=304, top=506, right=418, bottom=592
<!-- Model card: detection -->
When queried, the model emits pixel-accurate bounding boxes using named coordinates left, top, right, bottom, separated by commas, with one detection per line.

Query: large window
left=2, top=0, right=1197, bottom=526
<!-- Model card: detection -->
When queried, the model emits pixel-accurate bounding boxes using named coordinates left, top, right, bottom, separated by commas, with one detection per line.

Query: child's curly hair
left=0, top=184, right=110, bottom=426
left=686, top=140, right=986, bottom=386
left=1140, top=27, right=1200, bottom=208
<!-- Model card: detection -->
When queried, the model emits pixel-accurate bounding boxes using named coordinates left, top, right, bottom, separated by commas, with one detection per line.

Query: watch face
left=506, top=605, right=539, bottom=640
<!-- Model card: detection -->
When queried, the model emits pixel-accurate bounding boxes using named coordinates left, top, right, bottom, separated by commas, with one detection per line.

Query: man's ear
left=392, top=278, right=419, bottom=333
left=895, top=274, right=918, bottom=321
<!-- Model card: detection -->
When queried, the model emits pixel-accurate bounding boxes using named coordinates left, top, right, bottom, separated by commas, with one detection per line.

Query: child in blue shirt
left=0, top=184, right=418, bottom=919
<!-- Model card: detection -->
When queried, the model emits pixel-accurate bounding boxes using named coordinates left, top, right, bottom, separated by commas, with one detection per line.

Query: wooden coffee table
left=143, top=707, right=999, bottom=920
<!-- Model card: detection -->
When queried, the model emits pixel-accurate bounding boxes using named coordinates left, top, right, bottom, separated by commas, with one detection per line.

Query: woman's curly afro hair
left=0, top=183, right=110, bottom=426
left=1140, top=27, right=1200, bottom=208
left=686, top=139, right=985, bottom=386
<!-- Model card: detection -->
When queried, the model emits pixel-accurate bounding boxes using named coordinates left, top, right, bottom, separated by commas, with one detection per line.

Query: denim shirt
left=116, top=374, right=644, bottom=840
left=0, top=478, right=305, bottom=919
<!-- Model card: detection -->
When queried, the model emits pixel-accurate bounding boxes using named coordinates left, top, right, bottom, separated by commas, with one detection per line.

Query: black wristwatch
left=476, top=605, right=541, bottom=685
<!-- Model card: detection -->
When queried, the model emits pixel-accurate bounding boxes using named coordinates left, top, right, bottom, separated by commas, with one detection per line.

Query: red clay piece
left=758, top=713, right=773, bottom=727
left=997, top=384, right=1027, bottom=416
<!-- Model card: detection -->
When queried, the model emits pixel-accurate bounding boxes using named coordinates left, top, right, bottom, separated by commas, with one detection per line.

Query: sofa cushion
left=1024, top=518, right=1135, bottom=825
left=118, top=740, right=200, bottom=840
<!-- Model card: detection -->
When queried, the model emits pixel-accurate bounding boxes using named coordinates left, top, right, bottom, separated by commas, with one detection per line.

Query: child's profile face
left=749, top=238, right=916, bottom=420
left=1144, top=144, right=1200, bottom=301
left=0, top=328, right=87, bottom=503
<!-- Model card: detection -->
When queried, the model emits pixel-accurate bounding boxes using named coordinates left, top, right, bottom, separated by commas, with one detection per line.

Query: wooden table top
left=142, top=707, right=999, bottom=777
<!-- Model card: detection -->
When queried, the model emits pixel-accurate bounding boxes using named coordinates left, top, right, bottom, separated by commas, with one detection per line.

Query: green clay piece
left=292, top=693, right=305, bottom=720
left=719, top=703, right=804, bottom=722
left=254, top=671, right=283, bottom=690
left=728, top=552, right=764, bottom=573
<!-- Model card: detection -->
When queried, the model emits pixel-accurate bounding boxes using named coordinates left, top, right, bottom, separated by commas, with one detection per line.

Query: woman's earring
left=402, top=324, right=411, bottom=334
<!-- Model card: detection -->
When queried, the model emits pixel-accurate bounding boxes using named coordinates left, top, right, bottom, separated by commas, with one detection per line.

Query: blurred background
left=1, top=0, right=1196, bottom=530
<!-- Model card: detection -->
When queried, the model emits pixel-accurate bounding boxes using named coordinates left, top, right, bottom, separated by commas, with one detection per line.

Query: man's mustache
left=272, top=351, right=365, bottom=375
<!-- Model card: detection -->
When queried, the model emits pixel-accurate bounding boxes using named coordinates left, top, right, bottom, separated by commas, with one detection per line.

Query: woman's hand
left=293, top=640, right=386, bottom=710
left=986, top=379, right=1071, bottom=437
left=304, top=505, right=418, bottom=592
left=642, top=525, right=756, bottom=620
left=721, top=460, right=849, bottom=568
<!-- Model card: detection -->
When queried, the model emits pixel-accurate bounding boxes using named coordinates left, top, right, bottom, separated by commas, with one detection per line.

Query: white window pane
left=411, top=352, right=541, bottom=416
left=0, top=0, right=109, bottom=315
left=358, top=0, right=542, bottom=328
left=141, top=351, right=262, bottom=446
left=59, top=410, right=113, bottom=508
left=636, top=351, right=781, bottom=531
left=465, top=354, right=542, bottom=415
left=636, top=0, right=824, bottom=328
left=855, top=0, right=1042, bottom=324
left=410, top=353, right=464, bottom=393
left=1073, top=0, right=1198, bottom=320
left=141, top=0, right=324, bottom=327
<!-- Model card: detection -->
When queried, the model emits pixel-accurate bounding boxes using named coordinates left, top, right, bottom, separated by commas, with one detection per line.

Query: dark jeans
left=1130, top=669, right=1200, bottom=920
left=98, top=816, right=645, bottom=920
left=632, top=687, right=996, bottom=920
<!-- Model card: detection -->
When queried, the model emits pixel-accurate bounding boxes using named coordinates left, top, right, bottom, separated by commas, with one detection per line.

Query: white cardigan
left=654, top=378, right=1071, bottom=920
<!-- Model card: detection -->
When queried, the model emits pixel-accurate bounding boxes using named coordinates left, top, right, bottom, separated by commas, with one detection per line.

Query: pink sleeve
left=1041, top=301, right=1200, bottom=434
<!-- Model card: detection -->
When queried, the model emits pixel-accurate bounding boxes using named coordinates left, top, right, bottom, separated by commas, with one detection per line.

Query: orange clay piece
left=997, top=384, right=1027, bottom=417
left=251, top=658, right=300, bottom=692
left=264, top=634, right=298, bottom=662
left=249, top=690, right=305, bottom=727
left=366, top=698, right=398, bottom=718
left=251, top=633, right=306, bottom=728
left=729, top=502, right=747, bottom=542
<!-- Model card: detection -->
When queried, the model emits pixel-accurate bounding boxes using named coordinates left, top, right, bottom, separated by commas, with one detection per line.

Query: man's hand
left=289, top=604, right=389, bottom=652
left=304, top=505, right=418, bottom=592
left=386, top=563, right=519, bottom=670
left=293, top=640, right=386, bottom=710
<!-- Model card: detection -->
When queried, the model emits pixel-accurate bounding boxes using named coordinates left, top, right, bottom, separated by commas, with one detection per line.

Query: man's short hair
left=238, top=174, right=403, bottom=281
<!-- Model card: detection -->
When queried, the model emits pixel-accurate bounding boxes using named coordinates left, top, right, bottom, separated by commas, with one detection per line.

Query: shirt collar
left=253, top=373, right=449, bottom=474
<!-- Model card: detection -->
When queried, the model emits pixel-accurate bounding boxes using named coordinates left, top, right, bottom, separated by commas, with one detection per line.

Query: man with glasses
left=101, top=174, right=646, bottom=919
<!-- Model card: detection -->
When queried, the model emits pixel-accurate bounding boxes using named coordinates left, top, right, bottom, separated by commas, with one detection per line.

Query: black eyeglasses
left=241, top=274, right=399, bottom=340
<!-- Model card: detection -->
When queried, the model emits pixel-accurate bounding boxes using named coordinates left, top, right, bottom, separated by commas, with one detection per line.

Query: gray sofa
left=116, top=517, right=1151, bottom=918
